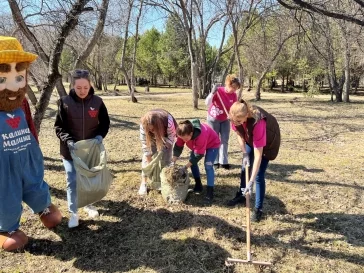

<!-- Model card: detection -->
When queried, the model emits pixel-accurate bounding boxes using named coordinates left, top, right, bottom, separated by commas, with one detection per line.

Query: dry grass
left=1, top=90, right=364, bottom=273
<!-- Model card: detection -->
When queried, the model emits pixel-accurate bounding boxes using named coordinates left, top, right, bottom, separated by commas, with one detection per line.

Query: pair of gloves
left=67, top=135, right=103, bottom=152
left=242, top=152, right=253, bottom=195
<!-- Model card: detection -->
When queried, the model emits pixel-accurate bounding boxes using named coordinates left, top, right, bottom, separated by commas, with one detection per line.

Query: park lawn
left=1, top=91, right=363, bottom=273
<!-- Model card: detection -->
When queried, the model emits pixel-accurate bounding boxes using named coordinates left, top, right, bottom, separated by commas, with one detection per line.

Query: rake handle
left=245, top=165, right=251, bottom=261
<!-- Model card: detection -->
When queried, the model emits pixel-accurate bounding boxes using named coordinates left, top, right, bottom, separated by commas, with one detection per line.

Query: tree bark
left=55, top=78, right=67, bottom=97
left=129, top=0, right=143, bottom=103
left=179, top=0, right=199, bottom=109
left=119, top=0, right=133, bottom=98
left=26, top=85, right=38, bottom=106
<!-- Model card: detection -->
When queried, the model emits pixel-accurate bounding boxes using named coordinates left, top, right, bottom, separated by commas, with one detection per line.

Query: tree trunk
left=342, top=28, right=350, bottom=102
left=34, top=74, right=62, bottom=132
left=118, top=0, right=134, bottom=101
left=256, top=76, right=264, bottom=101
left=55, top=78, right=67, bottom=97
left=191, top=62, right=199, bottom=109
left=26, top=85, right=38, bottom=106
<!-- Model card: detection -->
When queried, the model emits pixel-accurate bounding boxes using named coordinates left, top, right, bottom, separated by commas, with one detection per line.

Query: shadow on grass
left=43, top=156, right=64, bottom=172
left=283, top=212, right=364, bottom=247
left=109, top=115, right=139, bottom=129
left=268, top=163, right=364, bottom=191
left=26, top=200, right=241, bottom=273
left=24, top=188, right=364, bottom=269
left=254, top=213, right=364, bottom=266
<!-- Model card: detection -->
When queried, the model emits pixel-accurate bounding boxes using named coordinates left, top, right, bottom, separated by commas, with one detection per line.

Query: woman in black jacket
left=54, top=69, right=110, bottom=228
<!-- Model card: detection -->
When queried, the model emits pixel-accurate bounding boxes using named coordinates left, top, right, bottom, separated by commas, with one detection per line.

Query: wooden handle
left=245, top=165, right=251, bottom=261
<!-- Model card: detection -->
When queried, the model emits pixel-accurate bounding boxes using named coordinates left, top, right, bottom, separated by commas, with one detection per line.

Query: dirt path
left=99, top=92, right=190, bottom=100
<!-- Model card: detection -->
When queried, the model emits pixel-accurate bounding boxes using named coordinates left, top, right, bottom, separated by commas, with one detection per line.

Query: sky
left=0, top=1, right=230, bottom=48
left=137, top=5, right=230, bottom=48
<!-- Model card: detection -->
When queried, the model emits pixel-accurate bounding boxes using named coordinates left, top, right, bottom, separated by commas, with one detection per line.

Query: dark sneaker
left=221, top=164, right=230, bottom=170
left=204, top=186, right=214, bottom=205
left=193, top=180, right=203, bottom=193
left=214, top=163, right=220, bottom=169
left=227, top=192, right=246, bottom=206
left=251, top=208, right=263, bottom=222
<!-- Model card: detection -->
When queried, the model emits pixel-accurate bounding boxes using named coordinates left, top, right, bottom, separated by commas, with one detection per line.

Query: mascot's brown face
left=0, top=62, right=28, bottom=112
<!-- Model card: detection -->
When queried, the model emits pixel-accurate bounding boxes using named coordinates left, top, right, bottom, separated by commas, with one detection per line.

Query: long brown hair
left=141, top=110, right=168, bottom=151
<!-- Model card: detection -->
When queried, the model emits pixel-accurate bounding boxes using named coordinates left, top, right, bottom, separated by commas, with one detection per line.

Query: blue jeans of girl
left=62, top=159, right=77, bottom=214
left=240, top=144, right=269, bottom=210
left=190, top=148, right=219, bottom=186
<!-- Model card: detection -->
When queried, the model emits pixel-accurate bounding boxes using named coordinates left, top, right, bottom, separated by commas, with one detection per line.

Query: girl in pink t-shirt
left=205, top=74, right=240, bottom=170
left=227, top=99, right=281, bottom=223
left=172, top=119, right=220, bottom=204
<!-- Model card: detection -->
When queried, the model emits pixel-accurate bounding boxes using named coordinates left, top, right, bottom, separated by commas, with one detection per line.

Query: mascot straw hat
left=0, top=36, right=37, bottom=64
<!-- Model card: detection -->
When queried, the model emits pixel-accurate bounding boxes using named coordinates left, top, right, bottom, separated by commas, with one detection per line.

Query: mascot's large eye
left=15, top=75, right=24, bottom=83
left=0, top=77, right=6, bottom=84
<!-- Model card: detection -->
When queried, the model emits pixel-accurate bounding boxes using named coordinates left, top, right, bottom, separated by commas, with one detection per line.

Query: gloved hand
left=211, top=84, right=218, bottom=94
left=243, top=180, right=254, bottom=195
left=242, top=152, right=250, bottom=167
left=95, top=135, right=103, bottom=144
left=67, top=140, right=77, bottom=152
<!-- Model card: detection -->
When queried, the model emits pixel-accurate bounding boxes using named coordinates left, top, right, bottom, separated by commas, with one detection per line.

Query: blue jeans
left=62, top=159, right=77, bottom=214
left=207, top=117, right=230, bottom=165
left=240, top=144, right=269, bottom=210
left=190, top=148, right=219, bottom=186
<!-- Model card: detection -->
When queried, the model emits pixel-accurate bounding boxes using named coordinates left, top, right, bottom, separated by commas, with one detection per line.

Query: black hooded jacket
left=54, top=87, right=110, bottom=160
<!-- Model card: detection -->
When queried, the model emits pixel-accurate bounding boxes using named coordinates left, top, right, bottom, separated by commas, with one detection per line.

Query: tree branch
left=8, top=0, right=50, bottom=64
left=74, top=0, right=109, bottom=69
left=278, top=0, right=364, bottom=26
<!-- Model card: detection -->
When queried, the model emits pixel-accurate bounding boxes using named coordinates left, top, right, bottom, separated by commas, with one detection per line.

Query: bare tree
left=116, top=0, right=143, bottom=102
left=193, top=0, right=225, bottom=98
left=224, top=0, right=275, bottom=99
left=148, top=0, right=201, bottom=108
left=8, top=0, right=94, bottom=132
left=73, top=0, right=110, bottom=69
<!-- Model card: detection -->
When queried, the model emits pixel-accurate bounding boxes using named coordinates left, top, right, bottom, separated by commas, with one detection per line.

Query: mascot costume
left=0, top=36, right=62, bottom=251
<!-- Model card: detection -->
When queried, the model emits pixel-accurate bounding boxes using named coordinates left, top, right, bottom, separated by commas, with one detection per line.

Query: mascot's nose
left=6, top=81, right=21, bottom=92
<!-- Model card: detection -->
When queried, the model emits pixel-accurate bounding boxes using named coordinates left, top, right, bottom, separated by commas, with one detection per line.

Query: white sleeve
left=205, top=92, right=214, bottom=106
left=140, top=124, right=152, bottom=156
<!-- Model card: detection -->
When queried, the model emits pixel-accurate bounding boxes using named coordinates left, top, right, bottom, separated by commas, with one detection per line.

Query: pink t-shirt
left=231, top=119, right=267, bottom=148
left=208, top=87, right=237, bottom=121
left=176, top=123, right=221, bottom=155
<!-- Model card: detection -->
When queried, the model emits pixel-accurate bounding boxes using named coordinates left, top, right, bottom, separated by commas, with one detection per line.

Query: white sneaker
left=83, top=205, right=99, bottom=218
left=138, top=183, right=147, bottom=195
left=68, top=213, right=79, bottom=228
